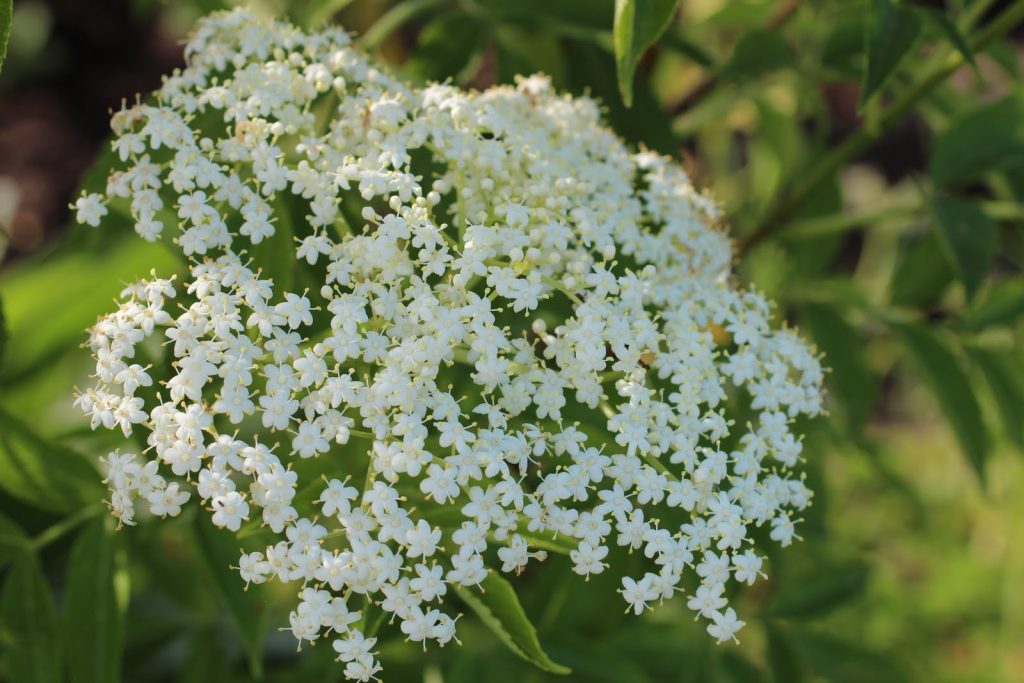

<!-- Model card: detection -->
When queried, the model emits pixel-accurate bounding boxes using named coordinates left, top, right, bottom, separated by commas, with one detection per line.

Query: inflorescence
left=74, top=9, right=823, bottom=680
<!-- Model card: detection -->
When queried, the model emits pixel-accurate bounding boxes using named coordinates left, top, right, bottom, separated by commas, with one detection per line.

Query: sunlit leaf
left=613, top=0, right=679, bottom=107
left=0, top=553, right=61, bottom=683
left=894, top=322, right=989, bottom=478
left=63, top=516, right=129, bottom=683
left=0, top=407, right=103, bottom=514
left=454, top=570, right=570, bottom=674
left=0, top=0, right=11, bottom=74
left=929, top=196, right=997, bottom=302
left=859, top=0, right=921, bottom=109
left=0, top=238, right=180, bottom=383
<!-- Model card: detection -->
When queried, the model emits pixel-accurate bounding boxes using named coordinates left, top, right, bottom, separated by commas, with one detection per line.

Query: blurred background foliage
left=1, top=0, right=1024, bottom=681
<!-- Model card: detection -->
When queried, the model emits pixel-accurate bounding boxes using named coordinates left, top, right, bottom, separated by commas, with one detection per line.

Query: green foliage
left=860, top=0, right=921, bottom=109
left=612, top=0, right=678, bottom=107
left=62, top=517, right=130, bottom=683
left=929, top=196, right=997, bottom=302
left=192, top=513, right=269, bottom=678
left=929, top=90, right=1024, bottom=186
left=894, top=323, right=989, bottom=479
left=0, top=0, right=11, bottom=74
left=454, top=571, right=570, bottom=675
left=767, top=561, right=870, bottom=619
left=0, top=553, right=62, bottom=683
left=0, top=407, right=103, bottom=514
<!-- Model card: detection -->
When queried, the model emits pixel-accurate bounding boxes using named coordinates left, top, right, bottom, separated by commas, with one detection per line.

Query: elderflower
left=75, top=9, right=824, bottom=679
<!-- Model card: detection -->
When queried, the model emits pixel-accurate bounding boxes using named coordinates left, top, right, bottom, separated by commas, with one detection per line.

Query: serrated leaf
left=929, top=196, right=997, bottom=302
left=613, top=0, right=679, bottom=107
left=767, top=562, right=869, bottom=619
left=960, top=278, right=1024, bottom=331
left=966, top=345, right=1024, bottom=448
left=914, top=5, right=975, bottom=67
left=62, top=516, right=129, bottom=683
left=193, top=513, right=268, bottom=678
left=454, top=570, right=570, bottom=674
left=0, top=0, right=11, bottom=74
left=0, top=554, right=61, bottom=683
left=800, top=303, right=876, bottom=433
left=859, top=0, right=922, bottom=109
left=929, top=91, right=1024, bottom=186
left=893, top=322, right=989, bottom=478
left=0, top=407, right=103, bottom=514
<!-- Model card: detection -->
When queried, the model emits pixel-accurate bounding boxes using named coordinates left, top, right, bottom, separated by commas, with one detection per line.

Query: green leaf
left=800, top=303, right=876, bottom=433
left=960, top=278, right=1024, bottom=331
left=0, top=554, right=61, bottom=683
left=929, top=91, right=1024, bottom=186
left=0, top=0, right=11, bottom=74
left=406, top=13, right=483, bottom=84
left=913, top=5, right=975, bottom=67
left=893, top=322, right=989, bottom=478
left=929, top=196, right=997, bottom=302
left=0, top=511, right=28, bottom=569
left=0, top=238, right=180, bottom=383
left=62, top=517, right=129, bottom=683
left=767, top=562, right=869, bottom=619
left=0, top=291, right=7, bottom=372
left=613, top=0, right=679, bottom=107
left=564, top=38, right=677, bottom=155
left=359, top=0, right=447, bottom=50
left=859, top=0, right=922, bottom=109
left=302, top=0, right=356, bottom=29
left=454, top=570, right=570, bottom=675
left=248, top=194, right=298, bottom=295
left=765, top=624, right=806, bottom=683
left=890, top=233, right=954, bottom=308
left=966, top=345, right=1024, bottom=448
left=193, top=513, right=268, bottom=678
left=721, top=29, right=792, bottom=81
left=0, top=407, right=103, bottom=514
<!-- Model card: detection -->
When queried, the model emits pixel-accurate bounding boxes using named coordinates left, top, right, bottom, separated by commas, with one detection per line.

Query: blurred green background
left=1, top=0, right=1024, bottom=681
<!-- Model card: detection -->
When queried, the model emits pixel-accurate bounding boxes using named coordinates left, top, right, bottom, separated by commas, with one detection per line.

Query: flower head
left=76, top=9, right=823, bottom=678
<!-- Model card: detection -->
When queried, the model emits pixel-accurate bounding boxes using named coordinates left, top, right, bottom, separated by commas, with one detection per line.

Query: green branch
left=737, top=0, right=1024, bottom=256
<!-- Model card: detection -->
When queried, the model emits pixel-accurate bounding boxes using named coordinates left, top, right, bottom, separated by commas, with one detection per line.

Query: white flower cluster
left=73, top=9, right=822, bottom=679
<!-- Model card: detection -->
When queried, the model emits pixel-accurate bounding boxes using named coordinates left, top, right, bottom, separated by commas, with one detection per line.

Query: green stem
left=737, top=0, right=1024, bottom=255
left=31, top=504, right=103, bottom=551
left=783, top=199, right=1024, bottom=238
